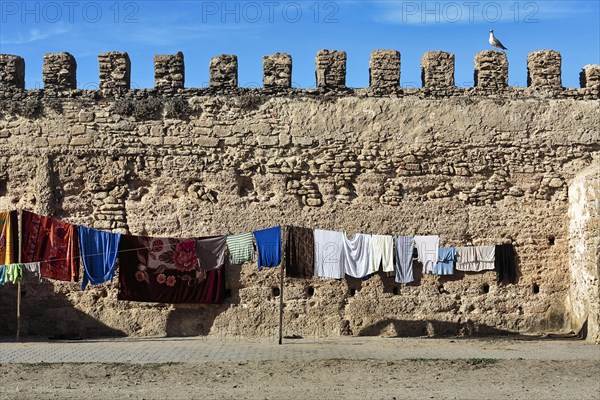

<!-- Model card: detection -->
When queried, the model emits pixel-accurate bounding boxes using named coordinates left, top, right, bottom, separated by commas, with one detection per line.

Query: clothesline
left=1, top=209, right=518, bottom=296
left=1, top=209, right=461, bottom=264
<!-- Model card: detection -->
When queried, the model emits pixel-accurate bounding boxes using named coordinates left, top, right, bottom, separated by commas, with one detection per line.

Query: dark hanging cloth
left=196, top=236, right=227, bottom=271
left=21, top=210, right=79, bottom=282
left=117, top=235, right=225, bottom=304
left=285, top=226, right=314, bottom=278
left=495, top=243, right=517, bottom=284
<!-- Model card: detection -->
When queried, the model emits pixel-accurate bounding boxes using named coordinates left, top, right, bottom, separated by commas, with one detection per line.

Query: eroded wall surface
left=567, top=164, right=600, bottom=343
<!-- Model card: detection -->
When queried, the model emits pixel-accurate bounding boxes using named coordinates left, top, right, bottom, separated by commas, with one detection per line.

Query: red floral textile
left=21, top=210, right=79, bottom=282
left=118, top=235, right=225, bottom=304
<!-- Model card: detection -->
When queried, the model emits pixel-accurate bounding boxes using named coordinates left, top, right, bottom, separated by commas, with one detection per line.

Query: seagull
left=489, top=30, right=508, bottom=50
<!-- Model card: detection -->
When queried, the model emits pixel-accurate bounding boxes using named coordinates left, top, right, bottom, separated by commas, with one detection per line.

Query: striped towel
left=226, top=232, right=255, bottom=264
left=395, top=235, right=414, bottom=284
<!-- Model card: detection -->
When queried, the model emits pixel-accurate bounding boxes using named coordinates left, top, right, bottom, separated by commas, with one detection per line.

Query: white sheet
left=342, top=233, right=372, bottom=278
left=414, top=235, right=440, bottom=274
left=313, top=229, right=345, bottom=279
left=456, top=246, right=495, bottom=271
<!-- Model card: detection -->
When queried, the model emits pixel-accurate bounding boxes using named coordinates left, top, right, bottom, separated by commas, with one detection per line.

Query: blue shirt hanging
left=253, top=226, right=281, bottom=268
left=433, top=247, right=456, bottom=275
left=79, top=226, right=121, bottom=290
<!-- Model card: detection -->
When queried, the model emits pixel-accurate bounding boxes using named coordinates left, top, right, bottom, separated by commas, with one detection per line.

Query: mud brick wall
left=0, top=49, right=598, bottom=342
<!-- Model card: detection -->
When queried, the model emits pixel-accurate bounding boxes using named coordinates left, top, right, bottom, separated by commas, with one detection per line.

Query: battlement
left=0, top=50, right=598, bottom=98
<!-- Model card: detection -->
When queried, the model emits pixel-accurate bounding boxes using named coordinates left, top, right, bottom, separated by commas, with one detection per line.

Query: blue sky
left=1, top=0, right=598, bottom=89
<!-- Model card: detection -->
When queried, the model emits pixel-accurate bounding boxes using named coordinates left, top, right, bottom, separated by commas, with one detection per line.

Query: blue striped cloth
left=395, top=235, right=414, bottom=284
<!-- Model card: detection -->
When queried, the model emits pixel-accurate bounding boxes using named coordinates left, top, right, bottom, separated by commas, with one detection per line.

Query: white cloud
left=125, top=24, right=257, bottom=46
left=0, top=23, right=70, bottom=45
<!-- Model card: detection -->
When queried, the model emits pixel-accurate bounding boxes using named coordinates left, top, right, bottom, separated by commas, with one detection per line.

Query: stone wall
left=0, top=49, right=598, bottom=342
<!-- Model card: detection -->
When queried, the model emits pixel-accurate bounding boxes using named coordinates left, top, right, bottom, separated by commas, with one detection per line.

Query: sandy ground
left=1, top=337, right=599, bottom=400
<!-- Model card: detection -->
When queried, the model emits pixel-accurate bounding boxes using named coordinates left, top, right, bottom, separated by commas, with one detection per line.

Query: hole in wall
left=272, top=287, right=280, bottom=297
left=482, top=284, right=490, bottom=294
left=349, top=288, right=356, bottom=297
left=547, top=236, right=555, bottom=246
left=0, top=180, right=7, bottom=196
left=437, top=284, right=449, bottom=294
left=237, top=176, right=255, bottom=197
left=224, top=289, right=232, bottom=299
left=306, top=286, right=314, bottom=297
left=392, top=287, right=400, bottom=295
left=532, top=283, right=540, bottom=294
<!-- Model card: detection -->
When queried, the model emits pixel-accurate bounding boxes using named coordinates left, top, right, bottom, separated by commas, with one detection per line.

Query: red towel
left=21, top=210, right=79, bottom=282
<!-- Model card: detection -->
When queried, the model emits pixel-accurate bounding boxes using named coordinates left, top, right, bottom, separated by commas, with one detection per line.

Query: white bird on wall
left=489, top=30, right=508, bottom=50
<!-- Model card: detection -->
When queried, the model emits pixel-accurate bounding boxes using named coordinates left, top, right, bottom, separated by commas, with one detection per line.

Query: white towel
left=456, top=246, right=495, bottom=271
left=369, top=235, right=394, bottom=273
left=342, top=233, right=372, bottom=278
left=314, top=229, right=344, bottom=279
left=414, top=235, right=440, bottom=274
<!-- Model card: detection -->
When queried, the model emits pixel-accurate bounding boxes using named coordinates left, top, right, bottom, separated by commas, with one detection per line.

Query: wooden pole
left=16, top=209, right=23, bottom=342
left=278, top=226, right=285, bottom=345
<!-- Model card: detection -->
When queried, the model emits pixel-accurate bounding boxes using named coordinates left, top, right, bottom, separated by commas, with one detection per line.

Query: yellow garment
left=0, top=211, right=15, bottom=265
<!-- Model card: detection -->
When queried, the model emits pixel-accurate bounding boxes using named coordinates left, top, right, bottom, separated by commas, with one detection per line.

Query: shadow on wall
left=165, top=304, right=231, bottom=337
left=0, top=264, right=241, bottom=339
left=164, top=263, right=240, bottom=337
left=356, top=318, right=514, bottom=337
left=0, top=278, right=126, bottom=339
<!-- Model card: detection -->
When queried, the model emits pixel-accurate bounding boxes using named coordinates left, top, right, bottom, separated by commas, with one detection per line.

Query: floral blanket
left=118, top=235, right=226, bottom=304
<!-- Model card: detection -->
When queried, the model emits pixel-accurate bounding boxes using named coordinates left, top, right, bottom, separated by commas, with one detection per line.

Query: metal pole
left=278, top=227, right=285, bottom=345
left=16, top=209, right=23, bottom=342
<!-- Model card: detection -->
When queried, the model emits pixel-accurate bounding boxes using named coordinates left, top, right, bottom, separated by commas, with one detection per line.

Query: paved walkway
left=1, top=336, right=598, bottom=364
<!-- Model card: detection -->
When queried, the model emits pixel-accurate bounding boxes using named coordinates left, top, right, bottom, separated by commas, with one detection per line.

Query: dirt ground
left=0, top=337, right=599, bottom=400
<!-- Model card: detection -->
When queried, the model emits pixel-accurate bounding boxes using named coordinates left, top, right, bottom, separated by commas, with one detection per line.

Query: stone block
left=98, top=52, right=131, bottom=93
left=43, top=52, right=77, bottom=91
left=48, top=137, right=70, bottom=146
left=164, top=136, right=182, bottom=146
left=474, top=50, right=508, bottom=89
left=580, top=64, right=600, bottom=88
left=293, top=136, right=316, bottom=146
left=192, top=137, right=220, bottom=147
left=258, top=135, right=279, bottom=146
left=527, top=50, right=562, bottom=89
left=79, top=111, right=95, bottom=123
left=209, top=54, right=238, bottom=88
left=316, top=50, right=346, bottom=89
left=70, top=136, right=92, bottom=146
left=421, top=51, right=455, bottom=88
left=263, top=53, right=292, bottom=88
left=140, top=137, right=164, bottom=146
left=154, top=52, right=185, bottom=91
left=369, top=50, right=400, bottom=91
left=0, top=54, right=25, bottom=89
